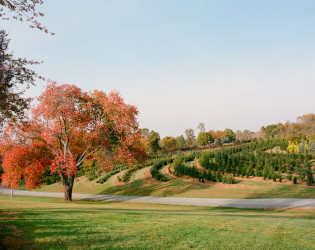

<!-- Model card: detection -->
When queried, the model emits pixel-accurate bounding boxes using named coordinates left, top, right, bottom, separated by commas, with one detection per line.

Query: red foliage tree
left=1, top=82, right=146, bottom=201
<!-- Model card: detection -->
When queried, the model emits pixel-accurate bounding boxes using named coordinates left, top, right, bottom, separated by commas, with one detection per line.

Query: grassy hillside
left=1, top=196, right=314, bottom=249
left=36, top=165, right=315, bottom=198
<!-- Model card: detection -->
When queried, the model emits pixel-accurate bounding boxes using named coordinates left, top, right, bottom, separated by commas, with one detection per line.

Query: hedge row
left=173, top=158, right=237, bottom=184
left=149, top=152, right=197, bottom=181
left=96, top=167, right=128, bottom=184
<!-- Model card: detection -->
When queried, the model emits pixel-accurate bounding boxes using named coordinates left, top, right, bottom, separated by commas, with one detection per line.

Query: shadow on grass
left=245, top=183, right=315, bottom=199
left=97, top=179, right=211, bottom=197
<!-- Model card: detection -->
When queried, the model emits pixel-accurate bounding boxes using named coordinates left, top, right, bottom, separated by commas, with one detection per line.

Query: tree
left=197, top=123, right=205, bottom=133
left=176, top=135, right=186, bottom=148
left=0, top=30, right=41, bottom=126
left=0, top=0, right=54, bottom=35
left=185, top=128, right=196, bottom=146
left=0, top=0, right=53, bottom=126
left=160, top=136, right=177, bottom=149
left=224, top=128, right=236, bottom=142
left=235, top=130, right=254, bottom=142
left=148, top=131, right=160, bottom=153
left=140, top=128, right=150, bottom=139
left=210, top=130, right=226, bottom=141
left=1, top=82, right=146, bottom=201
left=196, top=132, right=212, bottom=146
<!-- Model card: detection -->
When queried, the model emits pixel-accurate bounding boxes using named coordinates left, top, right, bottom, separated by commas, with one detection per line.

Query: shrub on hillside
left=122, top=167, right=139, bottom=182
left=306, top=169, right=314, bottom=186
left=198, top=153, right=210, bottom=169
left=222, top=175, right=237, bottom=184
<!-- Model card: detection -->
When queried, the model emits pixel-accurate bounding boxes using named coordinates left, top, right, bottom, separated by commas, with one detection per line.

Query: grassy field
left=36, top=166, right=315, bottom=199
left=0, top=196, right=314, bottom=249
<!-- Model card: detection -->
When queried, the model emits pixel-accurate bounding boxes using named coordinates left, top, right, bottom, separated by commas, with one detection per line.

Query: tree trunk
left=61, top=175, right=75, bottom=202
left=63, top=185, right=72, bottom=201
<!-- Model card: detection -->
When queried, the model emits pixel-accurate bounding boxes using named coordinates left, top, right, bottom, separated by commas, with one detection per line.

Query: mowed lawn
left=0, top=196, right=315, bottom=249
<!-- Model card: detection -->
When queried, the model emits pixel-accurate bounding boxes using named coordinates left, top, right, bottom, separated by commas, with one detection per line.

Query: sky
left=1, top=0, right=315, bottom=137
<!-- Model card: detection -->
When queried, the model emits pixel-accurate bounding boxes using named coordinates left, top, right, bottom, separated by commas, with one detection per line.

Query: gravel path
left=1, top=186, right=314, bottom=209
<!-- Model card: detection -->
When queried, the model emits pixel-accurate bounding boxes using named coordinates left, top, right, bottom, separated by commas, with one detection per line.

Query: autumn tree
left=235, top=129, right=254, bottom=142
left=1, top=82, right=146, bottom=201
left=297, top=114, right=315, bottom=136
left=210, top=130, right=226, bottom=141
left=160, top=136, right=177, bottom=149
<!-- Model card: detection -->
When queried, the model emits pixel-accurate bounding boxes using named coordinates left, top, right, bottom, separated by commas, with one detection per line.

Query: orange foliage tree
left=1, top=82, right=146, bottom=201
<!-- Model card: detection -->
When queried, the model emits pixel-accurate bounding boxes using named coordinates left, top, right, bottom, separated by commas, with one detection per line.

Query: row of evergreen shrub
left=173, top=157, right=237, bottom=184
left=150, top=157, right=173, bottom=182
left=122, top=167, right=140, bottom=182
left=96, top=167, right=128, bottom=184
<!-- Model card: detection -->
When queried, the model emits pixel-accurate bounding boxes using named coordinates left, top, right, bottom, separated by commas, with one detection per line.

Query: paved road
left=1, top=186, right=314, bottom=209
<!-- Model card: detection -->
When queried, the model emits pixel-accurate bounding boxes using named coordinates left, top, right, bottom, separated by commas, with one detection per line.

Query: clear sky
left=2, top=0, right=315, bottom=137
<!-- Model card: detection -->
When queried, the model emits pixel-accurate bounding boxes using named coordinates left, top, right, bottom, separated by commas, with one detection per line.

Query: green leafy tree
left=176, top=135, right=186, bottom=148
left=148, top=131, right=160, bottom=153
left=185, top=128, right=196, bottom=146
left=197, top=132, right=212, bottom=146
left=224, top=128, right=236, bottom=142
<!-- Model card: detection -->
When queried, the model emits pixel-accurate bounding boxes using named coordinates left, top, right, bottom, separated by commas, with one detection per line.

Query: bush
left=198, top=153, right=210, bottom=169
left=150, top=157, right=173, bottom=182
left=293, top=176, right=297, bottom=184
left=86, top=161, right=101, bottom=181
left=279, top=175, right=282, bottom=182
left=96, top=169, right=123, bottom=184
left=43, top=170, right=61, bottom=185
left=306, top=169, right=314, bottom=186
left=215, top=172, right=222, bottom=182
left=122, top=167, right=139, bottom=182
left=222, top=175, right=237, bottom=184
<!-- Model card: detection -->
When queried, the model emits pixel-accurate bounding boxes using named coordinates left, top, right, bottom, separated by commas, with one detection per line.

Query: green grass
left=0, top=196, right=314, bottom=249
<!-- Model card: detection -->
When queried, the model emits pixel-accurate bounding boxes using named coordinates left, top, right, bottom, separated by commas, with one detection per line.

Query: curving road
left=1, top=186, right=314, bottom=209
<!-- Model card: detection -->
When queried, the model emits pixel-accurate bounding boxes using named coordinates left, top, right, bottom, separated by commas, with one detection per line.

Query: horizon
left=2, top=0, right=315, bottom=137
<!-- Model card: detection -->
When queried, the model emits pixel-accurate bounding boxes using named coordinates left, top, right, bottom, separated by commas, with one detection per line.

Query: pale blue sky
left=2, top=0, right=315, bottom=137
